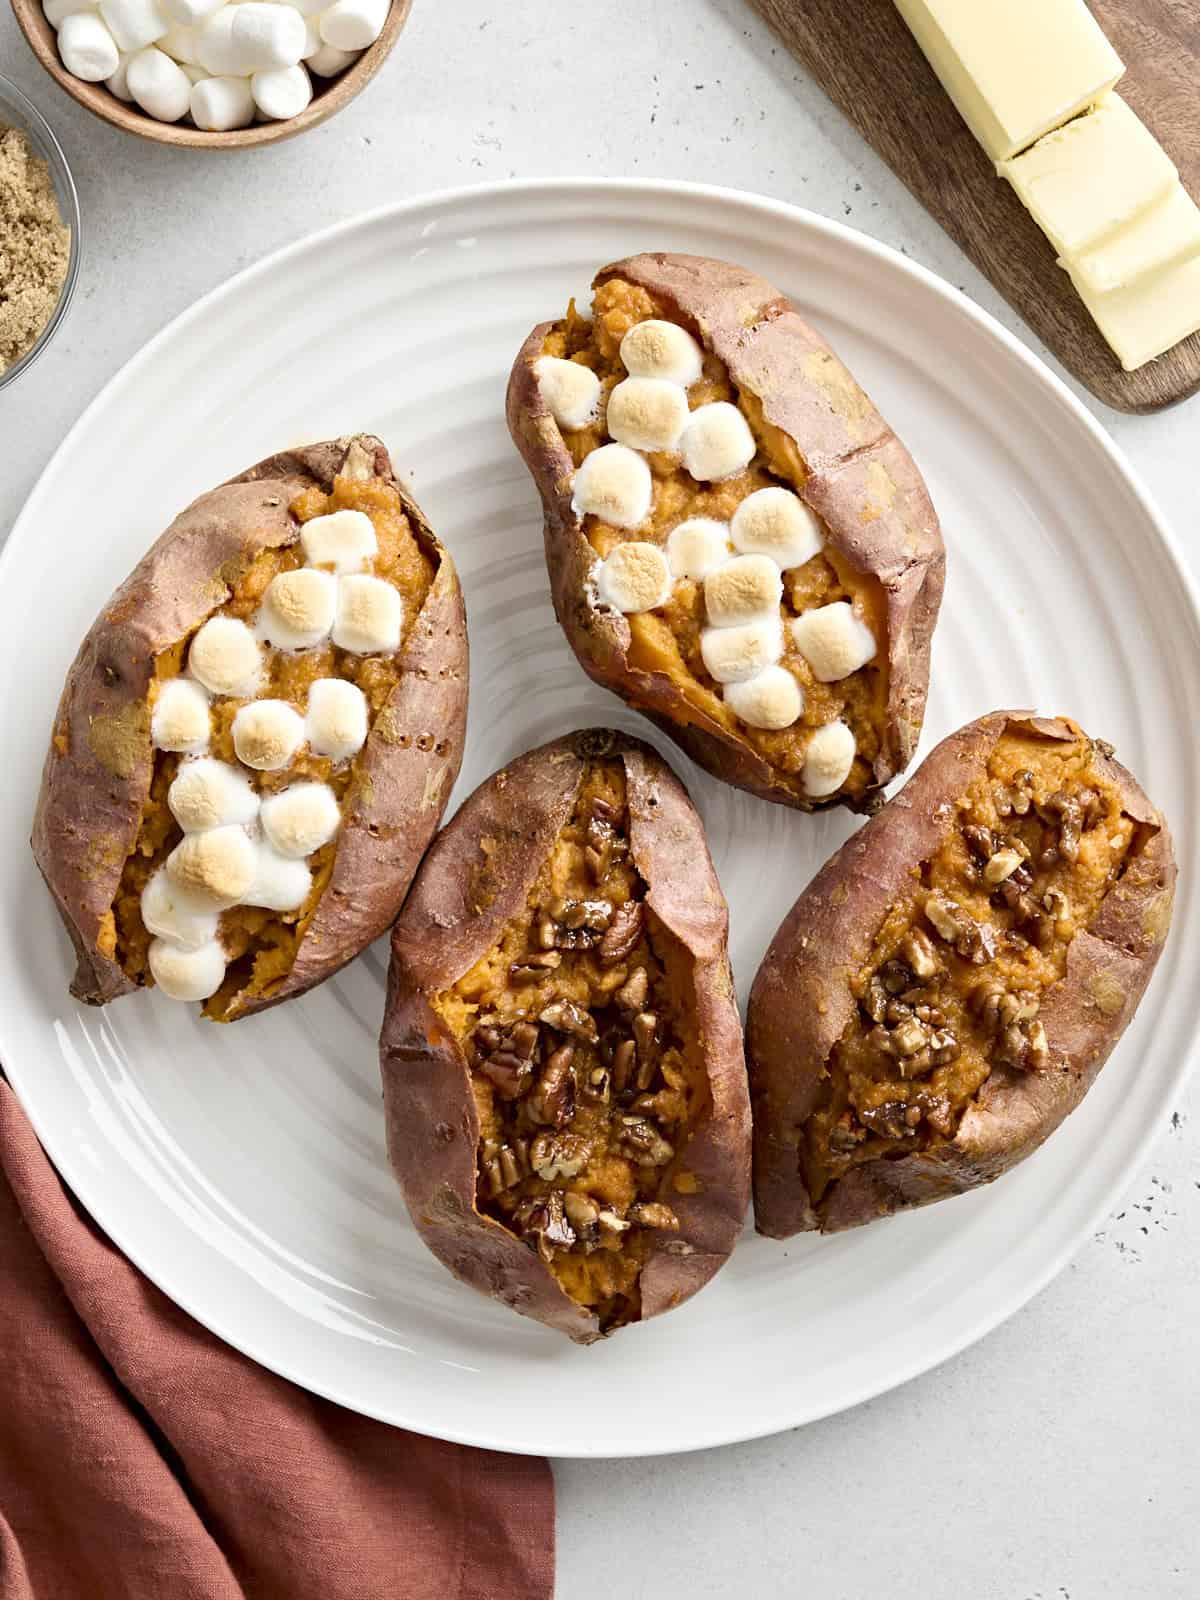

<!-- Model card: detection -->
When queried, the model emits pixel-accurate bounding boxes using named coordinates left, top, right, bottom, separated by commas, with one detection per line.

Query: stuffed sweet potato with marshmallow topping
left=32, top=435, right=468, bottom=1021
left=748, top=712, right=1175, bottom=1237
left=507, top=252, right=945, bottom=812
left=379, top=729, right=750, bottom=1343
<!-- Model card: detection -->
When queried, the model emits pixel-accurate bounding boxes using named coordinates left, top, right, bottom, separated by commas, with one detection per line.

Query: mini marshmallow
left=731, top=487, right=823, bottom=570
left=620, top=320, right=704, bottom=387
left=666, top=518, right=731, bottom=580
left=158, top=20, right=198, bottom=61
left=319, top=0, right=389, bottom=51
left=232, top=700, right=306, bottom=771
left=159, top=0, right=223, bottom=24
left=301, top=13, right=321, bottom=57
left=680, top=402, right=756, bottom=483
left=190, top=73, right=255, bottom=130
left=106, top=49, right=135, bottom=98
left=126, top=46, right=191, bottom=120
left=188, top=615, right=263, bottom=697
left=251, top=63, right=312, bottom=118
left=300, top=509, right=377, bottom=574
left=196, top=8, right=250, bottom=74
left=245, top=846, right=312, bottom=913
left=306, top=677, right=368, bottom=761
left=258, top=568, right=337, bottom=650
left=168, top=825, right=257, bottom=908
left=284, top=0, right=330, bottom=15
left=605, top=377, right=689, bottom=454
left=595, top=542, right=672, bottom=615
left=534, top=356, right=602, bottom=432
left=333, top=574, right=403, bottom=654
left=151, top=677, right=211, bottom=754
left=699, top=617, right=783, bottom=684
left=260, top=782, right=341, bottom=859
left=306, top=40, right=359, bottom=76
left=149, top=938, right=227, bottom=1003
left=57, top=11, right=120, bottom=79
left=44, top=0, right=98, bottom=28
left=230, top=2, right=306, bottom=69
left=168, top=758, right=260, bottom=833
left=803, top=719, right=857, bottom=798
left=98, top=0, right=166, bottom=52
left=141, top=868, right=220, bottom=952
left=790, top=602, right=877, bottom=683
left=180, top=60, right=206, bottom=81
left=703, top=554, right=782, bottom=628
left=723, top=666, right=804, bottom=731
left=571, top=444, right=652, bottom=529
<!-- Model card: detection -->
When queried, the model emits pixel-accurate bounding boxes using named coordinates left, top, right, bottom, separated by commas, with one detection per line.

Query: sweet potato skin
left=506, top=251, right=946, bottom=812
left=31, top=435, right=468, bottom=1019
left=748, top=711, right=1176, bottom=1237
left=379, top=729, right=751, bottom=1343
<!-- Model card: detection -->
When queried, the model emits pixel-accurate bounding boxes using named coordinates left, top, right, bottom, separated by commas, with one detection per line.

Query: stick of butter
left=893, top=0, right=1124, bottom=162
left=1066, top=184, right=1200, bottom=296
left=1067, top=251, right=1200, bottom=371
left=1001, top=95, right=1177, bottom=257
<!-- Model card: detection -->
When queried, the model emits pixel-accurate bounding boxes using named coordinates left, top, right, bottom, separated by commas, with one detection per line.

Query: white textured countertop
left=2, top=2, right=1197, bottom=1595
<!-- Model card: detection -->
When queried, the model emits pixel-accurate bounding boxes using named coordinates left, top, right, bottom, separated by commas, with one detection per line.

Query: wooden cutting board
left=747, top=0, right=1200, bottom=414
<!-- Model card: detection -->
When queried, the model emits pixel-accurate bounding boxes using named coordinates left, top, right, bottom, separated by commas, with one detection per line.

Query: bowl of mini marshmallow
left=10, top=0, right=412, bottom=146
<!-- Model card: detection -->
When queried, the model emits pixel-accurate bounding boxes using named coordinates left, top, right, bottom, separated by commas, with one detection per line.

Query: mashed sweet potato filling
left=802, top=729, right=1138, bottom=1203
left=543, top=279, right=888, bottom=800
left=109, top=472, right=433, bottom=1018
left=433, top=762, right=708, bottom=1332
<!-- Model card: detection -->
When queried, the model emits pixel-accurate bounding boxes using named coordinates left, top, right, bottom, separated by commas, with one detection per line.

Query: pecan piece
left=899, top=927, right=941, bottom=980
left=598, top=900, right=644, bottom=965
left=514, top=1191, right=576, bottom=1261
left=924, top=894, right=995, bottom=965
left=510, top=951, right=562, bottom=983
left=629, top=1202, right=680, bottom=1231
left=619, top=1117, right=675, bottom=1167
left=529, top=1044, right=576, bottom=1128
left=530, top=1131, right=590, bottom=1181
left=614, top=966, right=649, bottom=1014
left=476, top=1051, right=533, bottom=1100
left=539, top=999, right=598, bottom=1042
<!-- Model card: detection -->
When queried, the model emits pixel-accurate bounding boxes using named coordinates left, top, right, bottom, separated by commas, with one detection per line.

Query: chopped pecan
left=862, top=975, right=890, bottom=1024
left=632, top=1012, right=659, bottom=1090
left=530, top=1131, right=590, bottom=1181
left=611, top=1038, right=637, bottom=1094
left=993, top=770, right=1034, bottom=818
left=858, top=1101, right=917, bottom=1140
left=510, top=951, right=562, bottom=983
left=597, top=1209, right=630, bottom=1237
left=563, top=1192, right=599, bottom=1232
left=538, top=998, right=598, bottom=1041
left=899, top=927, right=941, bottom=980
left=890, top=1016, right=929, bottom=1057
left=983, top=846, right=1026, bottom=886
left=582, top=1064, right=611, bottom=1103
left=828, top=1115, right=865, bottom=1154
left=928, top=1029, right=960, bottom=1066
left=619, top=1116, right=674, bottom=1167
left=614, top=966, right=649, bottom=1014
left=598, top=900, right=644, bottom=965
left=924, top=893, right=995, bottom=964
left=962, top=823, right=995, bottom=863
left=476, top=1051, right=533, bottom=1100
left=529, top=1044, right=576, bottom=1128
left=629, top=1202, right=680, bottom=1231
left=514, top=1191, right=576, bottom=1261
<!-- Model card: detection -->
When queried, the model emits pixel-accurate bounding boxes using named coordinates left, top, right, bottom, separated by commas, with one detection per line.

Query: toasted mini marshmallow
left=188, top=615, right=263, bottom=697
left=299, top=509, right=378, bottom=574
left=535, top=356, right=602, bottom=431
left=232, top=700, right=306, bottom=771
left=245, top=846, right=312, bottom=912
left=666, top=518, right=731, bottom=580
left=703, top=555, right=782, bottom=628
left=731, top=487, right=823, bottom=569
left=140, top=868, right=220, bottom=952
left=680, top=403, right=756, bottom=483
left=595, top=542, right=673, bottom=614
left=167, top=825, right=257, bottom=908
left=151, top=677, right=211, bottom=754
left=804, top=719, right=857, bottom=798
left=306, top=677, right=369, bottom=761
left=571, top=444, right=653, bottom=529
left=333, top=574, right=403, bottom=654
left=605, top=378, right=689, bottom=453
left=168, top=758, right=260, bottom=833
left=723, top=666, right=805, bottom=731
left=791, top=602, right=877, bottom=683
left=258, top=568, right=337, bottom=650
left=620, top=320, right=704, bottom=387
left=260, top=783, right=341, bottom=859
left=699, top=618, right=783, bottom=684
left=148, top=938, right=227, bottom=1003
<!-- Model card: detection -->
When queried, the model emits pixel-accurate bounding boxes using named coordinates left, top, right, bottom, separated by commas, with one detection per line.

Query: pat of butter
left=1066, top=184, right=1200, bottom=295
left=1001, top=95, right=1177, bottom=257
left=893, top=0, right=1124, bottom=163
left=1068, top=251, right=1200, bottom=371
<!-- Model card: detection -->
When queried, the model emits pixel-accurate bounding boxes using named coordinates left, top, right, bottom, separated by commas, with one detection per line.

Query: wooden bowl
left=9, top=0, right=412, bottom=149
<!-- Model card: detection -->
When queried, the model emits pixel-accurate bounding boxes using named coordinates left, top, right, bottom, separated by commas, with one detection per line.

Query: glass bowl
left=0, top=71, right=81, bottom=393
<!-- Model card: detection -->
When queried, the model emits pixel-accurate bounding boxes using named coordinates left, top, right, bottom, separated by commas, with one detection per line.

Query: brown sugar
left=0, top=124, right=71, bottom=376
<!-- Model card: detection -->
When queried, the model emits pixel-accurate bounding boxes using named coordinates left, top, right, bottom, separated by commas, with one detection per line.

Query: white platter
left=2, top=180, right=1197, bottom=1459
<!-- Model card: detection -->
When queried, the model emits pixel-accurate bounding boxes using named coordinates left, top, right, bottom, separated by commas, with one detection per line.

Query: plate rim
left=4, top=176, right=1198, bottom=1458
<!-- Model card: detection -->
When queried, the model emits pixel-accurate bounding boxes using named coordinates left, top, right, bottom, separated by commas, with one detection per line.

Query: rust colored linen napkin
left=0, top=1081, right=554, bottom=1600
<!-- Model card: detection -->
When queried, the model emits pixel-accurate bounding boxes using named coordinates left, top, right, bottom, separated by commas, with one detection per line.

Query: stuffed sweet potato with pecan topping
left=32, top=435, right=468, bottom=1021
left=507, top=252, right=945, bottom=812
left=749, top=712, right=1175, bottom=1235
left=380, top=729, right=750, bottom=1343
